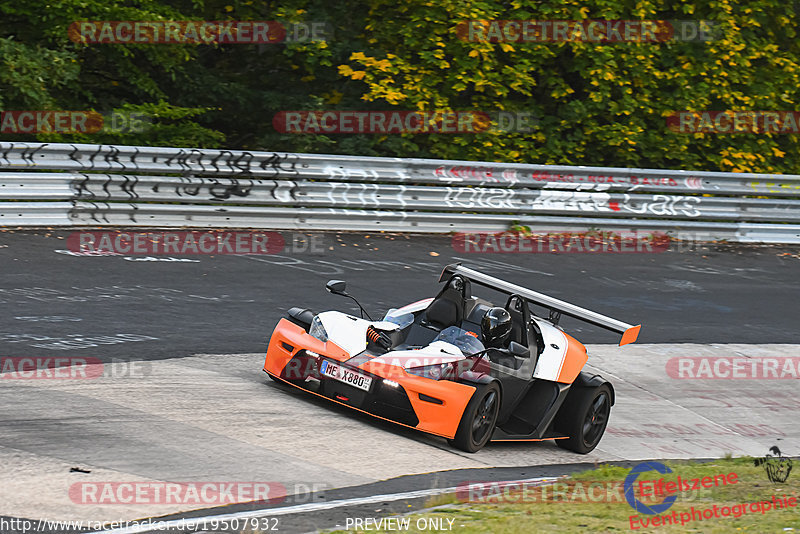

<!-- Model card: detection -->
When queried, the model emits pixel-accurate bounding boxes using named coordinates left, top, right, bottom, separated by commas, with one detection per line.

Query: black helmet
left=481, top=307, right=512, bottom=347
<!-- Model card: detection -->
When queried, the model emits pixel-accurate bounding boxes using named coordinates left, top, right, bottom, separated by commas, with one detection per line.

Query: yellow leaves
left=300, top=75, right=315, bottom=82
left=323, top=90, right=343, bottom=105
left=382, top=89, right=406, bottom=104
left=499, top=43, right=515, bottom=53
left=337, top=64, right=369, bottom=81
left=350, top=52, right=367, bottom=61
left=602, top=71, right=615, bottom=80
left=469, top=49, right=479, bottom=58
left=224, top=5, right=233, bottom=12
left=772, top=147, right=786, bottom=157
left=551, top=86, right=575, bottom=98
left=508, top=151, right=520, bottom=158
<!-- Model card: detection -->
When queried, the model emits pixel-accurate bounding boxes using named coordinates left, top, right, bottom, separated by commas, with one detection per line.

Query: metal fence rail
left=1, top=142, right=799, bottom=243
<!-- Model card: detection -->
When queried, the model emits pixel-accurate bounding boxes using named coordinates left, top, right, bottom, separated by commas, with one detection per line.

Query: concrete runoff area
left=0, top=344, right=796, bottom=525
left=0, top=231, right=798, bottom=529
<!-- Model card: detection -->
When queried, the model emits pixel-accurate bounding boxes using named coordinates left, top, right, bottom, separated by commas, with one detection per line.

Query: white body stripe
left=531, top=318, right=568, bottom=381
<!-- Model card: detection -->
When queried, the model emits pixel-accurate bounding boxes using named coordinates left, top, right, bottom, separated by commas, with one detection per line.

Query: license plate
left=320, top=360, right=372, bottom=392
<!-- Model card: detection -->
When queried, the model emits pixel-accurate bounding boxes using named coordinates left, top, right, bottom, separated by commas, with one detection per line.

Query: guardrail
left=1, top=142, right=799, bottom=242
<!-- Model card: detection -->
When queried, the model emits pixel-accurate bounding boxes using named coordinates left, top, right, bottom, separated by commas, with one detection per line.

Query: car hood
left=369, top=341, right=466, bottom=369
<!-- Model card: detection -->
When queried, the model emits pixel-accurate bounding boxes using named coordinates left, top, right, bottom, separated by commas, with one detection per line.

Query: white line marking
left=89, top=477, right=561, bottom=534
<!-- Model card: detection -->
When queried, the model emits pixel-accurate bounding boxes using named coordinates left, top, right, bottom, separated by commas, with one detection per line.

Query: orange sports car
left=264, top=264, right=640, bottom=453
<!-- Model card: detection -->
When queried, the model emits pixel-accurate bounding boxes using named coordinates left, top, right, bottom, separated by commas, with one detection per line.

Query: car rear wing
left=439, top=263, right=641, bottom=346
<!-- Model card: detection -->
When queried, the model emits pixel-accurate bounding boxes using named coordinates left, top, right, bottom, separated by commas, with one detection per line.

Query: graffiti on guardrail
left=529, top=190, right=614, bottom=212
left=445, top=187, right=516, bottom=209
left=0, top=143, right=302, bottom=176
left=430, top=165, right=691, bottom=191
left=2, top=143, right=800, bottom=239
left=62, top=175, right=720, bottom=221
left=324, top=165, right=410, bottom=182
left=71, top=174, right=269, bottom=202
left=621, top=194, right=702, bottom=217
left=433, top=165, right=519, bottom=183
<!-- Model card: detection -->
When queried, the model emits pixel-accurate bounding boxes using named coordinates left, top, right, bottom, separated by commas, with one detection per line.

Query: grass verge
left=325, top=457, right=799, bottom=533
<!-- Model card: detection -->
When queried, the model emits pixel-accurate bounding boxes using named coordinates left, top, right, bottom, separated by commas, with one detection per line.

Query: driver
left=481, top=307, right=512, bottom=349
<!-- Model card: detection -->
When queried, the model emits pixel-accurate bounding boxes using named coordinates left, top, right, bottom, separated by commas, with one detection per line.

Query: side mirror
left=508, top=341, right=529, bottom=358
left=326, top=280, right=347, bottom=295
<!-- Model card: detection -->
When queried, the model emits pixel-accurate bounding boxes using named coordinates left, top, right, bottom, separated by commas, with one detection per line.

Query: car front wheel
left=449, top=382, right=500, bottom=453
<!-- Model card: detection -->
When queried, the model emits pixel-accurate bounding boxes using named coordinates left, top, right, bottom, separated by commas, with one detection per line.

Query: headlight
left=309, top=316, right=328, bottom=342
left=406, top=363, right=451, bottom=380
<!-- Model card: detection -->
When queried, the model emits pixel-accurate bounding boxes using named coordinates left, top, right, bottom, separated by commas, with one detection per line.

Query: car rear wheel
left=555, top=384, right=611, bottom=454
left=449, top=383, right=500, bottom=453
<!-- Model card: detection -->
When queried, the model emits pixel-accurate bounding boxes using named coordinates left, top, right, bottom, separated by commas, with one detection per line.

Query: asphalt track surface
left=1, top=230, right=799, bottom=533
left=1, top=230, right=799, bottom=361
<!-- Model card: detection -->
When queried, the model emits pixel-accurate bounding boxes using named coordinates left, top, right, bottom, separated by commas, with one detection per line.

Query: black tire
left=554, top=384, right=612, bottom=454
left=449, top=382, right=501, bottom=453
